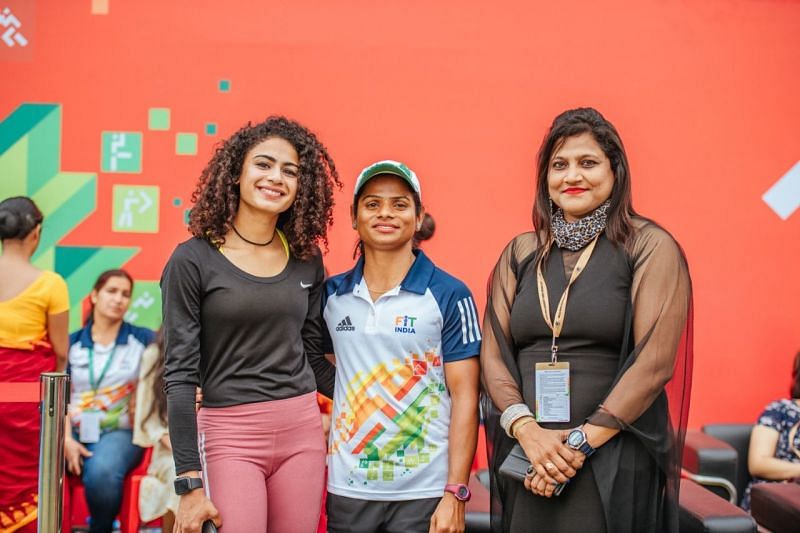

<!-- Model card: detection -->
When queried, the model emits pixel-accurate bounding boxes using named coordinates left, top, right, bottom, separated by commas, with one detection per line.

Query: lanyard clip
left=550, top=337, right=558, bottom=365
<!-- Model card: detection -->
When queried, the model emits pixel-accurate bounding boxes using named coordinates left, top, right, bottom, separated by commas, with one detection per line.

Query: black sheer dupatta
left=480, top=219, right=693, bottom=533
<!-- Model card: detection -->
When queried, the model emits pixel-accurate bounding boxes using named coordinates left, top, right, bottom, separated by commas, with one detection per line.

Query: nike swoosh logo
left=300, top=281, right=313, bottom=289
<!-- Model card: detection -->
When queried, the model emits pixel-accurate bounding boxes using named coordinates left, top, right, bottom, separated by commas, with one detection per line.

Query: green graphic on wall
left=124, top=281, right=162, bottom=330
left=1, top=103, right=139, bottom=329
left=101, top=131, right=142, bottom=173
left=112, top=185, right=159, bottom=233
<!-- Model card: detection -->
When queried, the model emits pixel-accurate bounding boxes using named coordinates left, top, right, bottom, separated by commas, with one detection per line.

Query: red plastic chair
left=64, top=447, right=156, bottom=532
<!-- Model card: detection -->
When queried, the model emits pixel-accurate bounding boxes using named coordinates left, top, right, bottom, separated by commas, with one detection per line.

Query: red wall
left=2, top=0, right=799, bottom=427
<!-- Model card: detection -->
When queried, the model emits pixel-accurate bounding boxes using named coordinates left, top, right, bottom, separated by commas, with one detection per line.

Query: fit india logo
left=394, top=315, right=418, bottom=334
left=1, top=7, right=28, bottom=47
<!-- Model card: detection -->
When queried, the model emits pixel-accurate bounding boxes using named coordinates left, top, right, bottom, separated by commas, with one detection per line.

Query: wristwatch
left=444, top=483, right=472, bottom=502
left=566, top=428, right=596, bottom=457
left=174, top=476, right=204, bottom=495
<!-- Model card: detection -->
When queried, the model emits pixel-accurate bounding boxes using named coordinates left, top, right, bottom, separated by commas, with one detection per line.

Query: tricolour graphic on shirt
left=331, top=349, right=445, bottom=485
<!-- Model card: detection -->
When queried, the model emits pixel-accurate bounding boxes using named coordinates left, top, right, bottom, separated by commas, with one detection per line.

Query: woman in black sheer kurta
left=480, top=108, right=693, bottom=533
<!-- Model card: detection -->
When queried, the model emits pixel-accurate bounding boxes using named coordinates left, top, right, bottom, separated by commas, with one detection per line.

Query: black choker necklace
left=231, top=224, right=276, bottom=247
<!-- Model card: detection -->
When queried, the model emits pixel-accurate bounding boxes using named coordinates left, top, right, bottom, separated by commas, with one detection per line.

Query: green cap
left=354, top=160, right=422, bottom=201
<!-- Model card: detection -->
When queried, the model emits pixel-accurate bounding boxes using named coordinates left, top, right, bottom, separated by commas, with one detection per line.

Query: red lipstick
left=563, top=187, right=588, bottom=195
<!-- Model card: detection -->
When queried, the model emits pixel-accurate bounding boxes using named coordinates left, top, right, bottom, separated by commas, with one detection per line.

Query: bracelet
left=500, top=403, right=534, bottom=438
left=511, top=416, right=535, bottom=439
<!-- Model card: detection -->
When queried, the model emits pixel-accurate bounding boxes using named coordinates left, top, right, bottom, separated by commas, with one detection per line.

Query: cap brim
left=355, top=163, right=420, bottom=199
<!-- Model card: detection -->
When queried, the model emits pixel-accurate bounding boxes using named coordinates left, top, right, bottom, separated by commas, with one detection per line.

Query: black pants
left=326, top=492, right=440, bottom=533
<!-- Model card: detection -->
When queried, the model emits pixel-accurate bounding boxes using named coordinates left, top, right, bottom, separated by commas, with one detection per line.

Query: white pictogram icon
left=117, top=190, right=154, bottom=228
left=109, top=133, right=133, bottom=172
left=125, top=291, right=156, bottom=323
left=133, top=291, right=155, bottom=310
left=1, top=7, right=28, bottom=47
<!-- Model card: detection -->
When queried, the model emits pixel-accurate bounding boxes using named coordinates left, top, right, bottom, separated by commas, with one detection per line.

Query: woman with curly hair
left=161, top=116, right=341, bottom=533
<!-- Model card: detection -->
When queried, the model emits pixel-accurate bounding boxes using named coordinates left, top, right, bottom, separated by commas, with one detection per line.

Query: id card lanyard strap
left=79, top=343, right=118, bottom=443
left=536, top=235, right=600, bottom=364
left=88, top=344, right=118, bottom=397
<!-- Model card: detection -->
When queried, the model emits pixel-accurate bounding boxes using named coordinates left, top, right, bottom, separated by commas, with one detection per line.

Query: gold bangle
left=511, top=416, right=535, bottom=439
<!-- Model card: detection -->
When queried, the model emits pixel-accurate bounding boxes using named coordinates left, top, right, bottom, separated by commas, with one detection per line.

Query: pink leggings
left=198, top=392, right=326, bottom=533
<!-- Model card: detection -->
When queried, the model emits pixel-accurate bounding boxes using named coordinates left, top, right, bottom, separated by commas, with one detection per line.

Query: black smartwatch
left=566, top=428, right=596, bottom=457
left=174, top=476, right=204, bottom=495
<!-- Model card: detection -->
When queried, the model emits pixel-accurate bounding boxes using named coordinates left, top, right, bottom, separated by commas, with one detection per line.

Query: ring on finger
left=545, top=462, right=556, bottom=471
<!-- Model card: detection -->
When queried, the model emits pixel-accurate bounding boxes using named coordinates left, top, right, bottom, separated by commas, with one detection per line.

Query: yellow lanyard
left=536, top=235, right=600, bottom=363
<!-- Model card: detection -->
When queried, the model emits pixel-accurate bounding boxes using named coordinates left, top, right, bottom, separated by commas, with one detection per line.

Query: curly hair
left=188, top=116, right=341, bottom=260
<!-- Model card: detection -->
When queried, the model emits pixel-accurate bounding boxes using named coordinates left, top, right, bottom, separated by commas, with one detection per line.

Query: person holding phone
left=480, top=108, right=693, bottom=532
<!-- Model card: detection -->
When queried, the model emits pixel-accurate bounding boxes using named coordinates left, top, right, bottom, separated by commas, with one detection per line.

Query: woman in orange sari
left=0, top=196, right=69, bottom=533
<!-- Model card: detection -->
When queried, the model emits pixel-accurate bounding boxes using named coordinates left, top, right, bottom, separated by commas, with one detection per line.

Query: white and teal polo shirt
left=68, top=320, right=155, bottom=432
left=323, top=250, right=481, bottom=501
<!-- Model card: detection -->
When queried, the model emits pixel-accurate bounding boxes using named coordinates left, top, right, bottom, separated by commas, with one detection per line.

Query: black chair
left=682, top=429, right=739, bottom=503
left=678, top=478, right=758, bottom=533
left=750, top=481, right=800, bottom=533
left=682, top=424, right=755, bottom=505
left=702, top=424, right=754, bottom=505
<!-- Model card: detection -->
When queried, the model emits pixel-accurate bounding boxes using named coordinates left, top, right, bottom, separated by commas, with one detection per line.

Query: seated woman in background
left=133, top=331, right=177, bottom=533
left=743, top=351, right=800, bottom=510
left=0, top=196, right=69, bottom=532
left=64, top=269, right=156, bottom=533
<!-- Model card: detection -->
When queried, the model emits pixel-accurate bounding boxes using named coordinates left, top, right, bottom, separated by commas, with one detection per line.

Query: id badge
left=79, top=410, right=101, bottom=443
left=534, top=362, right=570, bottom=423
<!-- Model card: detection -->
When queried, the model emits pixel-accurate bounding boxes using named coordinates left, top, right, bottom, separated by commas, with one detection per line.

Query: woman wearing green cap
left=322, top=160, right=481, bottom=533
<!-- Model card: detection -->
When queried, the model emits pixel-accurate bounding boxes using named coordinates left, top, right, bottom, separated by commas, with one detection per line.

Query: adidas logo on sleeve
left=335, top=316, right=355, bottom=332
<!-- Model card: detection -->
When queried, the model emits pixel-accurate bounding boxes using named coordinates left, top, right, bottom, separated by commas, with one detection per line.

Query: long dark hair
left=791, top=351, right=800, bottom=399
left=188, top=116, right=341, bottom=260
left=0, top=196, right=43, bottom=241
left=144, top=331, right=167, bottom=427
left=85, top=269, right=134, bottom=325
left=533, top=107, right=639, bottom=254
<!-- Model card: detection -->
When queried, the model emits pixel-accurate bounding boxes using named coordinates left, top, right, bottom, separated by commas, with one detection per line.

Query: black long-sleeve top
left=161, top=237, right=335, bottom=474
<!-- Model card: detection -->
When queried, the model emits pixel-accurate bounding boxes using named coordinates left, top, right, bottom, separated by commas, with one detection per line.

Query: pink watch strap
left=444, top=483, right=471, bottom=502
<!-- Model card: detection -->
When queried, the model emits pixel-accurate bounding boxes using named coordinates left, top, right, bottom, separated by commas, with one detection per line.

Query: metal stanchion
left=38, top=372, right=69, bottom=533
